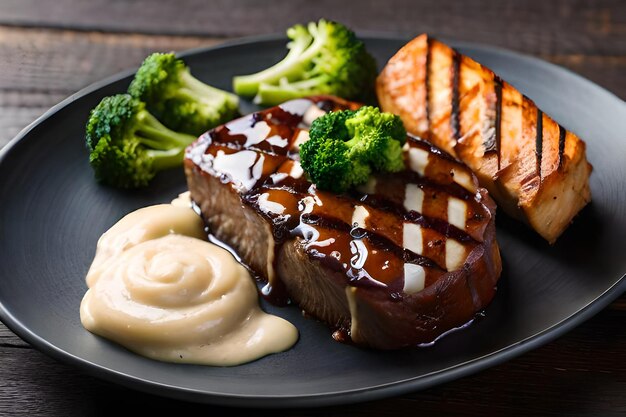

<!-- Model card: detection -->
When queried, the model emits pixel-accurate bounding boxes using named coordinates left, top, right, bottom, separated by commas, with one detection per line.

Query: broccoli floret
left=308, top=109, right=354, bottom=142
left=128, top=52, right=239, bottom=137
left=233, top=19, right=377, bottom=106
left=300, top=136, right=371, bottom=193
left=300, top=106, right=406, bottom=193
left=344, top=107, right=406, bottom=172
left=86, top=94, right=196, bottom=188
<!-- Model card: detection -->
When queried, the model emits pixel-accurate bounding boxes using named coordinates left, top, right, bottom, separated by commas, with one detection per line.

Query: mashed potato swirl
left=80, top=201, right=298, bottom=366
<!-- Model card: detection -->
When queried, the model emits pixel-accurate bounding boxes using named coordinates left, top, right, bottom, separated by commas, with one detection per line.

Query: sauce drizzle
left=187, top=98, right=493, bottom=307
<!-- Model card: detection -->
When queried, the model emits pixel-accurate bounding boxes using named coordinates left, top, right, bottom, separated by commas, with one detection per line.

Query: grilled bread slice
left=376, top=34, right=592, bottom=243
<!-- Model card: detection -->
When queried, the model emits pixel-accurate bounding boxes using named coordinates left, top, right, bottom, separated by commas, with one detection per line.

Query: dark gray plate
left=0, top=35, right=625, bottom=408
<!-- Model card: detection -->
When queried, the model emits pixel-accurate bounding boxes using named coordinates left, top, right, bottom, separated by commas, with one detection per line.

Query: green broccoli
left=86, top=94, right=196, bottom=188
left=128, top=52, right=239, bottom=137
left=233, top=19, right=377, bottom=106
left=300, top=137, right=371, bottom=193
left=343, top=107, right=406, bottom=172
left=308, top=108, right=355, bottom=141
left=300, top=106, right=406, bottom=193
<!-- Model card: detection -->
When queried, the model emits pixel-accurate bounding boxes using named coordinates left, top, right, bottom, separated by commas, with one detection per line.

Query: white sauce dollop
left=80, top=197, right=298, bottom=366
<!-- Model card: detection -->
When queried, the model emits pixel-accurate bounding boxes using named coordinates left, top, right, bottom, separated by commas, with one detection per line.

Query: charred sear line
left=300, top=210, right=443, bottom=271
left=483, top=76, right=502, bottom=153
left=482, top=126, right=497, bottom=153
left=404, top=210, right=475, bottom=244
left=364, top=228, right=441, bottom=270
left=425, top=37, right=432, bottom=134
left=535, top=109, right=543, bottom=180
left=494, top=78, right=503, bottom=169
left=450, top=51, right=461, bottom=140
left=352, top=191, right=476, bottom=244
left=403, top=249, right=440, bottom=269
left=482, top=77, right=500, bottom=154
left=399, top=170, right=475, bottom=201
left=558, top=124, right=566, bottom=169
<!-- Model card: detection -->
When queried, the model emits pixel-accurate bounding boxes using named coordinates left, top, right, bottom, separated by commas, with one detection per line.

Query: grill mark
left=425, top=37, right=432, bottom=135
left=254, top=175, right=477, bottom=246
left=301, top=215, right=442, bottom=271
left=199, top=98, right=488, bottom=303
left=558, top=124, right=566, bottom=169
left=206, top=127, right=479, bottom=247
left=494, top=78, right=503, bottom=169
left=482, top=128, right=497, bottom=153
left=536, top=109, right=543, bottom=179
left=483, top=78, right=501, bottom=155
left=450, top=51, right=461, bottom=140
left=205, top=97, right=481, bottom=292
left=249, top=177, right=475, bottom=273
left=355, top=192, right=476, bottom=244
left=398, top=170, right=475, bottom=201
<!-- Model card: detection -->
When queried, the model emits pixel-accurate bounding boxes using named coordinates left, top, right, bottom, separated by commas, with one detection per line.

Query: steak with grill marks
left=184, top=96, right=502, bottom=349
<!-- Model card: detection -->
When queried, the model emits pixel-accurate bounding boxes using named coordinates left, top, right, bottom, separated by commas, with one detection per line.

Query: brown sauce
left=187, top=97, right=492, bottom=305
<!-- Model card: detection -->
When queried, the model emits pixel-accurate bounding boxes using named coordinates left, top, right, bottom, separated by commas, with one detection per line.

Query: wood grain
left=0, top=346, right=103, bottom=416
left=0, top=26, right=218, bottom=93
left=0, top=1, right=624, bottom=414
left=0, top=25, right=624, bottom=148
left=0, top=26, right=219, bottom=147
left=0, top=324, right=29, bottom=348
left=0, top=91, right=67, bottom=148
left=0, top=0, right=624, bottom=56
left=0, top=306, right=623, bottom=416
left=542, top=54, right=626, bottom=100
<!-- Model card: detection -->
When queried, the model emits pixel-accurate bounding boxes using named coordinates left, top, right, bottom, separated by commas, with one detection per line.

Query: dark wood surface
left=0, top=1, right=624, bottom=415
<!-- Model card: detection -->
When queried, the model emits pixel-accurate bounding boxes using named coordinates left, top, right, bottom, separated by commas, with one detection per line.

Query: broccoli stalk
left=129, top=52, right=239, bottom=137
left=233, top=19, right=377, bottom=106
left=300, top=106, right=407, bottom=193
left=86, top=94, right=196, bottom=188
left=234, top=24, right=313, bottom=97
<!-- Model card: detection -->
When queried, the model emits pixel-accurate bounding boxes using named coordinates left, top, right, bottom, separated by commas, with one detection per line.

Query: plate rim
left=0, top=33, right=625, bottom=408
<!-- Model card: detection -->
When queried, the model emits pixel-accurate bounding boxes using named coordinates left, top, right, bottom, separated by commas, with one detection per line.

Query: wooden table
left=1, top=1, right=624, bottom=415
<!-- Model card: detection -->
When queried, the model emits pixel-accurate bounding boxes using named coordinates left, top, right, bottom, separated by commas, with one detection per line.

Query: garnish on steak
left=300, top=106, right=407, bottom=193
left=376, top=34, right=592, bottom=244
left=184, top=96, right=502, bottom=349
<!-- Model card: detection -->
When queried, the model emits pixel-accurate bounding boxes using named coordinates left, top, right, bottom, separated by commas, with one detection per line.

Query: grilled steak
left=184, top=96, right=502, bottom=349
left=376, top=35, right=592, bottom=244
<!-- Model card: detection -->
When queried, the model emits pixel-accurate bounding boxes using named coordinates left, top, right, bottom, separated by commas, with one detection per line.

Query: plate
left=0, top=35, right=625, bottom=408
